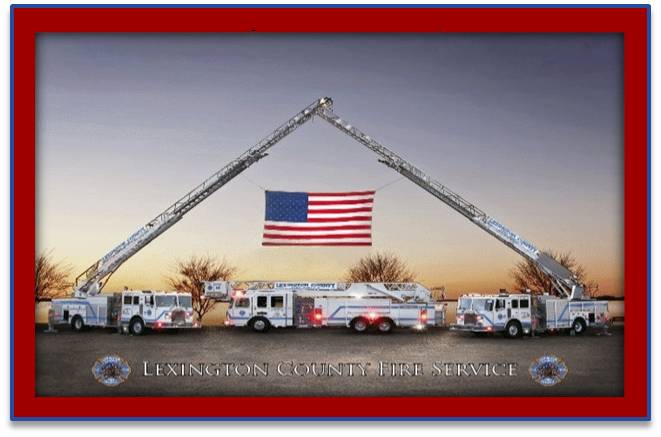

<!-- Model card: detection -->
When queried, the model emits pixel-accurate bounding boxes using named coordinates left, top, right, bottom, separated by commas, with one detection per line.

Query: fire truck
left=51, top=290, right=198, bottom=335
left=58, top=97, right=607, bottom=338
left=203, top=281, right=444, bottom=333
left=451, top=292, right=610, bottom=338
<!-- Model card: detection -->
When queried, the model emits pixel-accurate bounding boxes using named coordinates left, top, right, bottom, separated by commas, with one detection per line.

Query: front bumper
left=150, top=321, right=200, bottom=329
left=450, top=324, right=494, bottom=333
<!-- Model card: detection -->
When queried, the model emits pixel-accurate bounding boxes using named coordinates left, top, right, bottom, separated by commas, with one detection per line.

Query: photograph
left=9, top=4, right=650, bottom=421
left=34, top=32, right=625, bottom=398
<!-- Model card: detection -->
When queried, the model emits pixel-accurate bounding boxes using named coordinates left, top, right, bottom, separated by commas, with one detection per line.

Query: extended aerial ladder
left=73, top=98, right=328, bottom=296
left=315, top=101, right=583, bottom=299
left=73, top=97, right=583, bottom=300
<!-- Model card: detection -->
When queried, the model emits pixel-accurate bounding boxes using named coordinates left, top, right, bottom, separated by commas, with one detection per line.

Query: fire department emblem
left=92, top=355, right=131, bottom=387
left=529, top=355, right=568, bottom=387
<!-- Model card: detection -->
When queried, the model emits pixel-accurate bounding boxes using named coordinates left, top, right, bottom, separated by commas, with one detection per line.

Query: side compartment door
left=269, top=294, right=287, bottom=328
left=294, top=296, right=315, bottom=327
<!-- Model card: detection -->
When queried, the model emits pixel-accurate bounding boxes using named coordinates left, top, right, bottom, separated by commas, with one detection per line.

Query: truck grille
left=171, top=309, right=186, bottom=325
left=463, top=313, right=477, bottom=325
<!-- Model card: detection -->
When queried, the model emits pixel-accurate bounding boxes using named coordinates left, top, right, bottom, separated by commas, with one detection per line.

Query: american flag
left=262, top=190, right=375, bottom=246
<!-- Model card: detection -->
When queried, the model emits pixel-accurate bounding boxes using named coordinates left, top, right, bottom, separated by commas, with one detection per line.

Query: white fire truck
left=451, top=292, right=609, bottom=338
left=203, top=281, right=445, bottom=333
left=51, top=290, right=198, bottom=335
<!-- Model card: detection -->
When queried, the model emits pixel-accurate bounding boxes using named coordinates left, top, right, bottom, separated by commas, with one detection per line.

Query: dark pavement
left=36, top=325, right=623, bottom=397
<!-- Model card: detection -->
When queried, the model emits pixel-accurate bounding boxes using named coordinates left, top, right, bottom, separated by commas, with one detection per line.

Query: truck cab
left=452, top=293, right=532, bottom=338
left=120, top=290, right=199, bottom=335
left=226, top=290, right=294, bottom=332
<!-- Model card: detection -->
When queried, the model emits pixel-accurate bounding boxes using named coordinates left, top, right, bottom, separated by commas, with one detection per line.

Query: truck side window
left=485, top=299, right=494, bottom=311
left=511, top=300, right=519, bottom=309
left=520, top=299, right=530, bottom=309
left=496, top=299, right=504, bottom=310
left=257, top=296, right=267, bottom=308
left=133, top=296, right=140, bottom=305
left=123, top=296, right=131, bottom=305
left=271, top=296, right=284, bottom=308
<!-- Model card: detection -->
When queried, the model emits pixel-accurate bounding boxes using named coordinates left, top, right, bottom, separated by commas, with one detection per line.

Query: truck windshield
left=471, top=300, right=487, bottom=311
left=155, top=295, right=177, bottom=307
left=178, top=295, right=192, bottom=308
left=459, top=299, right=493, bottom=311
left=458, top=299, right=472, bottom=310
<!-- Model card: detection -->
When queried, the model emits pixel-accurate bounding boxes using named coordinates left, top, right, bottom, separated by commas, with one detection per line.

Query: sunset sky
left=36, top=33, right=623, bottom=297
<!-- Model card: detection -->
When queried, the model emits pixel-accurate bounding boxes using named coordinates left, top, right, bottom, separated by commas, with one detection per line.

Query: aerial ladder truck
left=203, top=280, right=443, bottom=333
left=51, top=97, right=608, bottom=336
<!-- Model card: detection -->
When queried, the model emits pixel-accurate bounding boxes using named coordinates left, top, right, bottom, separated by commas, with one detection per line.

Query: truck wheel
left=71, top=315, right=85, bottom=332
left=505, top=321, right=522, bottom=339
left=376, top=318, right=394, bottom=334
left=572, top=318, right=587, bottom=335
left=250, top=317, right=270, bottom=333
left=351, top=317, right=369, bottom=333
left=129, top=317, right=145, bottom=335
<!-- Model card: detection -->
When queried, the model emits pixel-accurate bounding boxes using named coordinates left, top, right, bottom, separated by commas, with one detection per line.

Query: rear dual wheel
left=572, top=318, right=587, bottom=335
left=351, top=317, right=369, bottom=333
left=376, top=318, right=394, bottom=334
left=350, top=317, right=394, bottom=333
left=71, top=315, right=85, bottom=332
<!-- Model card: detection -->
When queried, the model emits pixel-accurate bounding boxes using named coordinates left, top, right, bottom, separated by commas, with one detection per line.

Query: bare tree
left=345, top=252, right=415, bottom=283
left=35, top=251, right=72, bottom=303
left=167, top=255, right=236, bottom=321
left=511, top=249, right=599, bottom=297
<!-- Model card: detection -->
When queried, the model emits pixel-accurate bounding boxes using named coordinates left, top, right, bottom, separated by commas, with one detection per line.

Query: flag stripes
left=263, top=190, right=375, bottom=246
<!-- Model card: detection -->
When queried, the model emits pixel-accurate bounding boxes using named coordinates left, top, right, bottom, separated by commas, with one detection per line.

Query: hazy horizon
left=36, top=33, right=623, bottom=297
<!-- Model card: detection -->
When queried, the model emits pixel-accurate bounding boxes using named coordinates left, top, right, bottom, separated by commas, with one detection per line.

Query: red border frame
left=12, top=6, right=650, bottom=419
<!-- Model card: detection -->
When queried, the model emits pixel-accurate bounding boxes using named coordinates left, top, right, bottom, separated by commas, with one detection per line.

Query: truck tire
left=71, top=315, right=85, bottom=332
left=129, top=317, right=145, bottom=336
left=376, top=318, right=394, bottom=334
left=350, top=317, right=369, bottom=333
left=505, top=320, right=523, bottom=339
left=572, top=318, right=587, bottom=335
left=250, top=317, right=270, bottom=333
